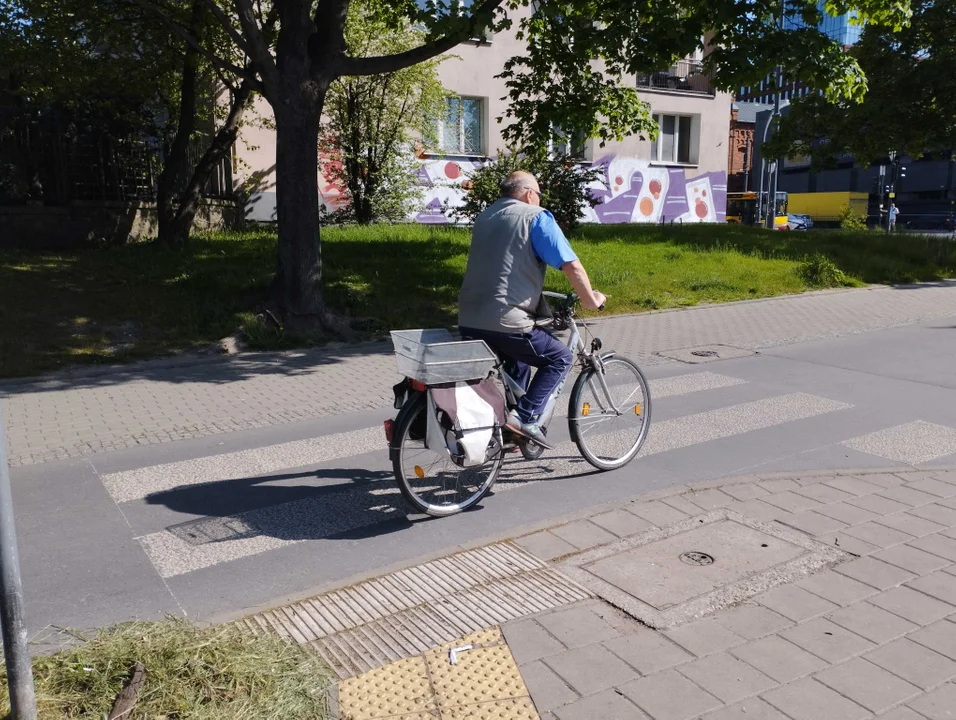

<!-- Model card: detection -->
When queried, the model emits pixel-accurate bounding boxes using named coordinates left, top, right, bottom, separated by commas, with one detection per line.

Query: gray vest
left=458, top=198, right=551, bottom=333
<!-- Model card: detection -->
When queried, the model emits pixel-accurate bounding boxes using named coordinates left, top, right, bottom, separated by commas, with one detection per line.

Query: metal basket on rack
left=390, top=329, right=498, bottom=385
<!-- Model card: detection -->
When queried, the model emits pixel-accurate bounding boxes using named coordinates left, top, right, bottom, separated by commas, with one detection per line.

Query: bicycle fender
left=389, top=390, right=426, bottom=461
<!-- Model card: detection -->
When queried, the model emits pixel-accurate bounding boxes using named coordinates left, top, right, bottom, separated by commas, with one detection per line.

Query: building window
left=549, top=125, right=586, bottom=159
left=652, top=113, right=697, bottom=164
left=439, top=97, right=483, bottom=155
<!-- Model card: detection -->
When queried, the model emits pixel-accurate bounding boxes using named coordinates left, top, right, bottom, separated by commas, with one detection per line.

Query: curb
left=207, top=464, right=956, bottom=627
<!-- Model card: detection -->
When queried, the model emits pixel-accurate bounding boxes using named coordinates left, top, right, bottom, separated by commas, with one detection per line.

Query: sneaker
left=504, top=411, right=522, bottom=433
left=505, top=412, right=553, bottom=450
left=520, top=422, right=553, bottom=450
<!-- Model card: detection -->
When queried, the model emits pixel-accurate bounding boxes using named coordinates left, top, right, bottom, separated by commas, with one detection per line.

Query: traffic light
left=899, top=165, right=907, bottom=179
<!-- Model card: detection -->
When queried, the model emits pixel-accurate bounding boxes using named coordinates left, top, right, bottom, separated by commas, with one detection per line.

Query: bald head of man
left=499, top=170, right=541, bottom=207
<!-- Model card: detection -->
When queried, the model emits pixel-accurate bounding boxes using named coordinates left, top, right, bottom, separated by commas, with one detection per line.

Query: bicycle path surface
left=5, top=281, right=956, bottom=639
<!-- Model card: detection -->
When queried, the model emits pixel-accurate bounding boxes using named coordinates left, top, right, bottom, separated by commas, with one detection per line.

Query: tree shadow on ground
left=0, top=226, right=469, bottom=392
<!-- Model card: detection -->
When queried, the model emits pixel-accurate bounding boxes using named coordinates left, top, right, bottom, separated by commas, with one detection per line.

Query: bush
left=454, top=149, right=600, bottom=231
left=838, top=204, right=868, bottom=232
left=798, top=252, right=851, bottom=287
left=1, top=620, right=332, bottom=719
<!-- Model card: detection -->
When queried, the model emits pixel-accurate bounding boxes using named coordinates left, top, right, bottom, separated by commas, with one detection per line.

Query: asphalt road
left=10, top=318, right=956, bottom=639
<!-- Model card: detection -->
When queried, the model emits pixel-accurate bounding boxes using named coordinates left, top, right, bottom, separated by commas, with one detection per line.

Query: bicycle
left=385, top=291, right=652, bottom=516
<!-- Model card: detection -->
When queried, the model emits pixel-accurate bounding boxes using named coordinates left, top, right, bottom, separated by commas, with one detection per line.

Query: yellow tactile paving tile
left=426, top=643, right=527, bottom=708
left=337, top=654, right=437, bottom=719
left=337, top=625, right=540, bottom=720
left=442, top=698, right=540, bottom=719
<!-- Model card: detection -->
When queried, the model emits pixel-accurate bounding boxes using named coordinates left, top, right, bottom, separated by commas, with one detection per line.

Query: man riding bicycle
left=458, top=170, right=606, bottom=449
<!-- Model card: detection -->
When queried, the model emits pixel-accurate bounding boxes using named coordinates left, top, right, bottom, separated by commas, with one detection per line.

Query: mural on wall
left=411, top=154, right=726, bottom=225
left=312, top=153, right=727, bottom=224
left=318, top=149, right=348, bottom=214
left=411, top=158, right=487, bottom=223
left=583, top=155, right=727, bottom=225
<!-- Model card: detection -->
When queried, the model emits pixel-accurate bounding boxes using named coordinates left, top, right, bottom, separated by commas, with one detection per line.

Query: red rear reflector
left=384, top=419, right=395, bottom=442
left=410, top=380, right=427, bottom=392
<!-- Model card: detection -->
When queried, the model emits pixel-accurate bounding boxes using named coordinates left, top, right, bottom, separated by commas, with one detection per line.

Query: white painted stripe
left=137, top=391, right=849, bottom=578
left=102, top=372, right=745, bottom=503
left=102, top=426, right=384, bottom=503
left=843, top=421, right=956, bottom=465
left=496, top=392, right=852, bottom=489
left=641, top=393, right=851, bottom=456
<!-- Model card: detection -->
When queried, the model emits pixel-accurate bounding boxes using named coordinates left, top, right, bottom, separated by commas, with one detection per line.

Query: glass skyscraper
left=811, top=1, right=863, bottom=45
left=736, top=2, right=863, bottom=102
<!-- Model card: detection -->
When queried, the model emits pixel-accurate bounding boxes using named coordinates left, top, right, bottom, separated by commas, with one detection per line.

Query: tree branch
left=338, top=0, right=504, bottom=77
left=234, top=0, right=280, bottom=91
left=199, top=0, right=253, bottom=56
left=126, top=0, right=264, bottom=93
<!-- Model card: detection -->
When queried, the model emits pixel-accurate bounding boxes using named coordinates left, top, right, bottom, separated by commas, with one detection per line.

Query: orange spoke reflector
left=414, top=465, right=425, bottom=479
left=582, top=402, right=590, bottom=416
left=634, top=403, right=642, bottom=416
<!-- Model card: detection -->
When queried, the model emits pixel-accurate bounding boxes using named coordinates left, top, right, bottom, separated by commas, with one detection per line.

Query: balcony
left=637, top=59, right=715, bottom=96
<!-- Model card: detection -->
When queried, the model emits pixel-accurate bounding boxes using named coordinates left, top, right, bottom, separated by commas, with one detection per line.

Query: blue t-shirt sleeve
left=529, top=211, right=578, bottom=270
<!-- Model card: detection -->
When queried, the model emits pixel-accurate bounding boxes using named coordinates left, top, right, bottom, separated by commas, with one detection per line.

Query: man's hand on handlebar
left=582, top=290, right=607, bottom=311
left=560, top=260, right=606, bottom=312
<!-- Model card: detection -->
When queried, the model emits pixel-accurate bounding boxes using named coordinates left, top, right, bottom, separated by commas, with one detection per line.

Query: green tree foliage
left=321, top=0, right=447, bottom=224
left=765, top=0, right=954, bottom=166
left=0, top=0, right=256, bottom=246
left=0, top=0, right=181, bottom=137
left=124, top=0, right=910, bottom=331
left=455, top=150, right=600, bottom=231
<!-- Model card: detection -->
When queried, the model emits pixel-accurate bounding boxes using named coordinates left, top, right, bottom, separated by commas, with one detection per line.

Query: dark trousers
left=460, top=327, right=573, bottom=423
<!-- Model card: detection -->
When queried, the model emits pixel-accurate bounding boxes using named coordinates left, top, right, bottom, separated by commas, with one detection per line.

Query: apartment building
left=237, top=12, right=732, bottom=225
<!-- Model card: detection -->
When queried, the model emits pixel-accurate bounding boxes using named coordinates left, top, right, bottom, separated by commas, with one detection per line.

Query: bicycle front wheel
left=391, top=393, right=504, bottom=516
left=568, top=356, right=651, bottom=471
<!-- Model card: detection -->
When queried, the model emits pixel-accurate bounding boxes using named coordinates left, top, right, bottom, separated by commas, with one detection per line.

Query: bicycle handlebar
left=542, top=290, right=607, bottom=311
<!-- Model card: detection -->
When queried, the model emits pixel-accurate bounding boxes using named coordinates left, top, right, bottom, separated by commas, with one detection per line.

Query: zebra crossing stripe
left=136, top=391, right=850, bottom=579
left=101, top=372, right=746, bottom=504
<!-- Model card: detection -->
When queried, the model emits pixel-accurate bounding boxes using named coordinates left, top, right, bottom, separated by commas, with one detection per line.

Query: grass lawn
left=2, top=223, right=955, bottom=378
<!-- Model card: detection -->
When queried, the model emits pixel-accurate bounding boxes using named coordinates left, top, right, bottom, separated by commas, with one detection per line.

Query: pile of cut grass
left=0, top=620, right=332, bottom=719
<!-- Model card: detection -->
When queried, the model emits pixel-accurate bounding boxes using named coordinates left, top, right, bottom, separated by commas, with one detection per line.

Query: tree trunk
left=157, top=0, right=203, bottom=248
left=274, top=100, right=345, bottom=333
left=269, top=0, right=354, bottom=337
left=169, top=82, right=253, bottom=245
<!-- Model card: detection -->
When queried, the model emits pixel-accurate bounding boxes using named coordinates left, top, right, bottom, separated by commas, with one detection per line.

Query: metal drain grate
left=239, top=542, right=592, bottom=678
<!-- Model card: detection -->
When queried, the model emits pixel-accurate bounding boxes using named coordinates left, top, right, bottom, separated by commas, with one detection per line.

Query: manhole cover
left=680, top=551, right=715, bottom=566
left=656, top=345, right=759, bottom=364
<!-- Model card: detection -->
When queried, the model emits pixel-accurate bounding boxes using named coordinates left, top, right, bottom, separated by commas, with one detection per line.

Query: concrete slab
left=558, top=509, right=851, bottom=628
left=10, top=459, right=181, bottom=634
left=586, top=520, right=803, bottom=610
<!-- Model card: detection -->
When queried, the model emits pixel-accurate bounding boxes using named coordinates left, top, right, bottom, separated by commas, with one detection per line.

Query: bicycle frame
left=498, top=292, right=626, bottom=431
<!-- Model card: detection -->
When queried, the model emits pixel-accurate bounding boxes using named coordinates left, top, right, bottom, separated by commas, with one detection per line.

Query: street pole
left=765, top=2, right=785, bottom=229
left=887, top=150, right=897, bottom=235
left=0, top=403, right=38, bottom=720
left=744, top=137, right=752, bottom=192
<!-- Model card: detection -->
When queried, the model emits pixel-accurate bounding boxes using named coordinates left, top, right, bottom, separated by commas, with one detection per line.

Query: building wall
left=727, top=108, right=755, bottom=192
left=234, top=9, right=731, bottom=225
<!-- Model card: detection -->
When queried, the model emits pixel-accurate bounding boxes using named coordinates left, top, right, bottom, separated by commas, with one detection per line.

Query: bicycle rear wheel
left=390, top=393, right=504, bottom=516
left=568, top=356, right=651, bottom=471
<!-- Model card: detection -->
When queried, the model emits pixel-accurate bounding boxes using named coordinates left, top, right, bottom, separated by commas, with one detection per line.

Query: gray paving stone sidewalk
left=503, top=467, right=956, bottom=720
left=3, top=282, right=956, bottom=467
